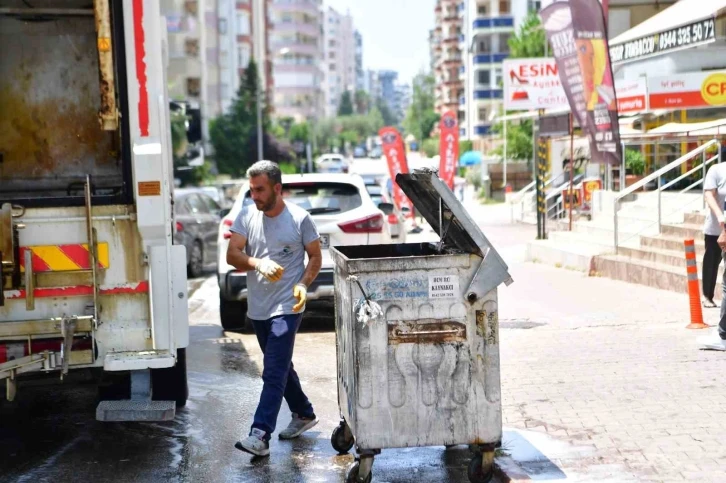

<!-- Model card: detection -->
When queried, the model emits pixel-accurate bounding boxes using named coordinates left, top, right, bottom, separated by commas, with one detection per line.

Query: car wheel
left=219, top=295, right=251, bottom=332
left=152, top=348, right=189, bottom=407
left=188, top=241, right=204, bottom=278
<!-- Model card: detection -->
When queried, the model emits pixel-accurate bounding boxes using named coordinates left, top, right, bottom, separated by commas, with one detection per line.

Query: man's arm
left=299, top=239, right=322, bottom=287
left=705, top=189, right=724, bottom=226
left=226, top=233, right=258, bottom=272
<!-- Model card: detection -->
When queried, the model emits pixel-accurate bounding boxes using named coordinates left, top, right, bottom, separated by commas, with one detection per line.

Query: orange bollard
left=684, top=239, right=710, bottom=329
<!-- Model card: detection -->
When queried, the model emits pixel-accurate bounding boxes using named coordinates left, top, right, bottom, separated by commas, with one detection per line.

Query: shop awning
left=647, top=118, right=726, bottom=136
left=610, top=0, right=726, bottom=64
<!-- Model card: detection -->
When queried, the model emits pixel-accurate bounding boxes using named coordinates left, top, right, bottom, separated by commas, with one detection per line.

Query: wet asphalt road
left=0, top=208, right=528, bottom=483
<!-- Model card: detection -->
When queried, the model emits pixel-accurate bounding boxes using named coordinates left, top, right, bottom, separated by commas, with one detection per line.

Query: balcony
left=472, top=16, right=515, bottom=30
left=271, top=0, right=319, bottom=16
left=473, top=53, right=509, bottom=64
left=474, top=89, right=503, bottom=100
left=271, top=41, right=319, bottom=56
left=474, top=125, right=492, bottom=135
left=273, top=21, right=319, bottom=37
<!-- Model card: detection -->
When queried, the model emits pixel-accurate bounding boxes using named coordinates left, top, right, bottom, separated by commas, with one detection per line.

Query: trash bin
left=329, top=171, right=514, bottom=483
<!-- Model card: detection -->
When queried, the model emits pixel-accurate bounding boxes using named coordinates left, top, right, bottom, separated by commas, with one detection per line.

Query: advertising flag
left=438, top=111, right=459, bottom=189
left=379, top=127, right=413, bottom=215
left=540, top=0, right=622, bottom=165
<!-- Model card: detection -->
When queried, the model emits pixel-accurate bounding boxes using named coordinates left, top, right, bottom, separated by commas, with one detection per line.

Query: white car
left=217, top=173, right=394, bottom=331
left=315, top=154, right=348, bottom=173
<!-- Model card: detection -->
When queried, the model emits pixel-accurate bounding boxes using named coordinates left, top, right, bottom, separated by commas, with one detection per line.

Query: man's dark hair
left=247, top=160, right=282, bottom=186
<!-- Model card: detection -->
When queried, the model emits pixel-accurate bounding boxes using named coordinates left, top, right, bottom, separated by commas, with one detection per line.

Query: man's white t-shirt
left=703, top=163, right=726, bottom=236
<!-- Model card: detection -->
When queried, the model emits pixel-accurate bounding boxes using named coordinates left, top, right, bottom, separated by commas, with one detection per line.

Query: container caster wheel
left=345, top=459, right=372, bottom=483
left=467, top=450, right=495, bottom=483
left=331, top=421, right=354, bottom=454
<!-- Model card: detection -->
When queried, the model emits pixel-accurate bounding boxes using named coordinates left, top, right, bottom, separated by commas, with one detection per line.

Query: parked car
left=217, top=173, right=395, bottom=331
left=363, top=178, right=406, bottom=241
left=316, top=154, right=348, bottom=173
left=174, top=189, right=223, bottom=278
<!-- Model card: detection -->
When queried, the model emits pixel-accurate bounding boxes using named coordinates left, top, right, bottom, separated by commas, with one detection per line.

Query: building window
left=185, top=39, right=199, bottom=57
left=218, top=18, right=227, bottom=34
left=498, top=34, right=511, bottom=53
left=493, top=67, right=503, bottom=87
left=238, top=44, right=251, bottom=68
left=329, top=52, right=335, bottom=59
left=479, top=107, right=489, bottom=121
left=329, top=63, right=336, bottom=71
left=477, top=5, right=488, bottom=15
left=477, top=70, right=490, bottom=85
left=527, top=0, right=541, bottom=12
left=187, top=77, right=201, bottom=97
left=499, top=1, right=510, bottom=14
left=478, top=38, right=491, bottom=54
left=237, top=12, right=250, bottom=35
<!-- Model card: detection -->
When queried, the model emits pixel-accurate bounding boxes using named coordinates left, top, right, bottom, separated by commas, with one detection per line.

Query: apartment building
left=355, top=30, right=365, bottom=93
left=269, top=0, right=324, bottom=122
left=378, top=70, right=399, bottom=115
left=432, top=0, right=463, bottom=118
left=322, top=6, right=357, bottom=117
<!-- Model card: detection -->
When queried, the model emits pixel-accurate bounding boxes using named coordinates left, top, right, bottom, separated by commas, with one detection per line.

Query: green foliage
left=508, top=11, right=546, bottom=58
left=169, top=111, right=189, bottom=159
left=338, top=91, right=354, bottom=116
left=625, top=148, right=646, bottom=175
left=422, top=138, right=439, bottom=158
left=491, top=118, right=534, bottom=161
left=210, top=60, right=292, bottom=176
left=466, top=165, right=482, bottom=189
left=459, top=140, right=473, bottom=153
left=355, top=90, right=371, bottom=115
left=368, top=107, right=385, bottom=133
left=278, top=162, right=299, bottom=174
left=403, top=72, right=439, bottom=141
left=376, top=97, right=398, bottom=126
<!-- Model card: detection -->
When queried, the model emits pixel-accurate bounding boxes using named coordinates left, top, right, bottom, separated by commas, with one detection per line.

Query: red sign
left=615, top=78, right=648, bottom=114
left=438, top=111, right=459, bottom=189
left=648, top=71, right=726, bottom=109
left=379, top=127, right=413, bottom=216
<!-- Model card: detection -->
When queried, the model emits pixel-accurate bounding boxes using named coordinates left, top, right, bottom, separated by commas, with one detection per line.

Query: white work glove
left=292, top=283, right=307, bottom=313
left=255, top=258, right=284, bottom=282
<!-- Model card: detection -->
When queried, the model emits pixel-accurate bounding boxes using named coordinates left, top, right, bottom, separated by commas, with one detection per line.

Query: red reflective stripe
left=19, top=247, right=51, bottom=272
left=133, top=0, right=149, bottom=137
left=6, top=281, right=149, bottom=299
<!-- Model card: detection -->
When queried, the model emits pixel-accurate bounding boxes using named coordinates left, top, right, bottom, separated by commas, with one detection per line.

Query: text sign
left=428, top=275, right=460, bottom=300
left=610, top=17, right=716, bottom=65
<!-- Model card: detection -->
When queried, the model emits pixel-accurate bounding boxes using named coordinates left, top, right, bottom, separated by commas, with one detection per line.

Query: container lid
left=396, top=170, right=513, bottom=295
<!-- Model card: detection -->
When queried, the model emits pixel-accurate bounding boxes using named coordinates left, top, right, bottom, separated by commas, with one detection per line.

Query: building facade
left=269, top=0, right=323, bottom=122
left=322, top=6, right=357, bottom=117
left=378, top=70, right=399, bottom=114
left=354, top=30, right=365, bottom=93
left=433, top=0, right=463, bottom=120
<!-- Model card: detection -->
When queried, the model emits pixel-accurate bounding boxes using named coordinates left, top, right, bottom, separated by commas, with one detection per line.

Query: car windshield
left=366, top=185, right=383, bottom=196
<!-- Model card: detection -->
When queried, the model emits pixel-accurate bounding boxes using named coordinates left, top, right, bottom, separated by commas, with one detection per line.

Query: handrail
left=615, top=140, right=719, bottom=202
left=614, top=139, right=721, bottom=252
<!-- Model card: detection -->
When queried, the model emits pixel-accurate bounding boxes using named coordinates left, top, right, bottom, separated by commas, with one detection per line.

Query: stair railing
left=613, top=139, right=721, bottom=253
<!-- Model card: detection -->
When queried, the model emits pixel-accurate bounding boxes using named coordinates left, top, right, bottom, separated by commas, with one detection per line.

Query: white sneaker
left=235, top=428, right=270, bottom=456
left=698, top=335, right=726, bottom=351
left=279, top=413, right=319, bottom=440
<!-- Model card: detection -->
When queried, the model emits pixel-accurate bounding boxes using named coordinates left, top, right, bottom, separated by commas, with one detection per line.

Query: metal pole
left=620, top=141, right=626, bottom=191
left=657, top=175, right=662, bottom=233
left=535, top=140, right=542, bottom=239
left=256, top=78, right=264, bottom=161
left=503, top=116, right=508, bottom=188
left=703, top=149, right=707, bottom=210
left=614, top=199, right=619, bottom=252
left=568, top=113, right=575, bottom=231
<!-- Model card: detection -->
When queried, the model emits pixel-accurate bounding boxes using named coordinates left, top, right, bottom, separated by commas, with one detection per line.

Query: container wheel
left=331, top=421, right=354, bottom=454
left=467, top=450, right=495, bottom=483
left=345, top=460, right=372, bottom=483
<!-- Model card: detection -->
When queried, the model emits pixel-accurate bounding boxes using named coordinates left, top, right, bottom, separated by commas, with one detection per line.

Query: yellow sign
left=701, top=73, right=726, bottom=106
left=98, top=37, right=111, bottom=52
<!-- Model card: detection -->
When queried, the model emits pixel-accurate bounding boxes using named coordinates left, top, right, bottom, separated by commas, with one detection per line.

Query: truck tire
left=219, top=295, right=252, bottom=333
left=152, top=348, right=189, bottom=407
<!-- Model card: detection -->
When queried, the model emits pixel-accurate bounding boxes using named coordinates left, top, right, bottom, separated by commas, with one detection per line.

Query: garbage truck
left=0, top=0, right=189, bottom=421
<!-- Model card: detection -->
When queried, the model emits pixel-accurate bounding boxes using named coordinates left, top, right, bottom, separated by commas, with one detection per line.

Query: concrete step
left=640, top=234, right=706, bottom=255
left=593, top=255, right=723, bottom=301
left=526, top=239, right=608, bottom=272
left=661, top=223, right=704, bottom=240
left=684, top=212, right=706, bottom=225
left=617, top=245, right=711, bottom=268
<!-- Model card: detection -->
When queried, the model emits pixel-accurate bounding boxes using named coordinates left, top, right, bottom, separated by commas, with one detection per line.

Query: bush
left=625, top=148, right=645, bottom=175
left=466, top=166, right=482, bottom=190
left=278, top=162, right=298, bottom=175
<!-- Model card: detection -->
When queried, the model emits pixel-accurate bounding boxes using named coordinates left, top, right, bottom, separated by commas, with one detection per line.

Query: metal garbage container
left=329, top=171, right=514, bottom=483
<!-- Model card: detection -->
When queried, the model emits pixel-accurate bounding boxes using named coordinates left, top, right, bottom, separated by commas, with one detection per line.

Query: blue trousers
left=250, top=313, right=315, bottom=439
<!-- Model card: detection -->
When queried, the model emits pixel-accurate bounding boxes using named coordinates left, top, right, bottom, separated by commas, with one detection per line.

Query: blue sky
left=324, top=0, right=435, bottom=85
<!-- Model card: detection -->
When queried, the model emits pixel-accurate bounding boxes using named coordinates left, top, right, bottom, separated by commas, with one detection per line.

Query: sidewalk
left=497, top=254, right=726, bottom=482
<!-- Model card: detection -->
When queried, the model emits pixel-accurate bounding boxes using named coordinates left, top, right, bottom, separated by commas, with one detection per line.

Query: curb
left=494, top=455, right=530, bottom=482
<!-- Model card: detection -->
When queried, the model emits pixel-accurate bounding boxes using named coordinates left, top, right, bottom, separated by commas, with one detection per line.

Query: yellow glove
left=255, top=258, right=284, bottom=282
left=292, top=283, right=307, bottom=313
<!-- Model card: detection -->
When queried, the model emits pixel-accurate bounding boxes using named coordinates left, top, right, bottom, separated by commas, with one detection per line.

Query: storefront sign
left=616, top=78, right=648, bottom=114
left=610, top=17, right=716, bottom=65
left=503, top=58, right=568, bottom=110
left=649, top=70, right=726, bottom=109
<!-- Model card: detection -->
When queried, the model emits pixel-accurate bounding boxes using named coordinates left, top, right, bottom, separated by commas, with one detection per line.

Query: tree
left=375, top=97, right=398, bottom=126
left=368, top=106, right=385, bottom=133
left=354, top=90, right=371, bottom=115
left=210, top=60, right=293, bottom=176
left=491, top=118, right=534, bottom=161
left=403, top=72, right=439, bottom=142
left=507, top=11, right=546, bottom=58
left=338, top=91, right=354, bottom=116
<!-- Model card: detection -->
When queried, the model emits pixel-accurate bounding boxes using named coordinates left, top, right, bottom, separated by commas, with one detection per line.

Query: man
left=701, top=161, right=726, bottom=309
left=227, top=160, right=322, bottom=456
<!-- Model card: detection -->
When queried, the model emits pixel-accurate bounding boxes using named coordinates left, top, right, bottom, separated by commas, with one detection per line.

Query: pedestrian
left=226, top=160, right=322, bottom=456
left=701, top=162, right=726, bottom=308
